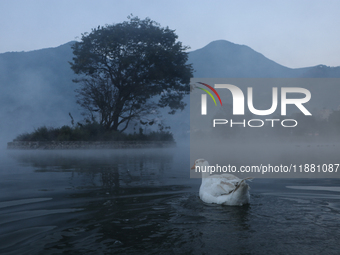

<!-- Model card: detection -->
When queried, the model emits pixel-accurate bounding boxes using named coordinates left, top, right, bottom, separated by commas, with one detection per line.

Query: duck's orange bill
left=191, top=164, right=195, bottom=170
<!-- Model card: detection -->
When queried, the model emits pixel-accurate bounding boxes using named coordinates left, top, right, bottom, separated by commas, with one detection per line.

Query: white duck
left=191, top=159, right=252, bottom=206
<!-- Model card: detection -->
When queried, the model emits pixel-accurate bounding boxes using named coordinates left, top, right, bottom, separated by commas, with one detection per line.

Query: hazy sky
left=1, top=0, right=339, bottom=68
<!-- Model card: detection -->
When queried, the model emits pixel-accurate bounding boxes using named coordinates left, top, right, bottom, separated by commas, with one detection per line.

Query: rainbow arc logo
left=197, top=82, right=222, bottom=115
left=197, top=82, right=222, bottom=106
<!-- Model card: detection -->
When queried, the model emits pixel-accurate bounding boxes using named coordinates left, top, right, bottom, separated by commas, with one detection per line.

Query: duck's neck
left=202, top=171, right=211, bottom=179
left=201, top=163, right=212, bottom=179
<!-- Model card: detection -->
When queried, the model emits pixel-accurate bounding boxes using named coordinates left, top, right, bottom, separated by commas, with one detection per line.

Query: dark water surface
left=1, top=147, right=340, bottom=254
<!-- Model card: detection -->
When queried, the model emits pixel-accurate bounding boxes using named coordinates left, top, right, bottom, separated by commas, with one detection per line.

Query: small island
left=7, top=122, right=176, bottom=150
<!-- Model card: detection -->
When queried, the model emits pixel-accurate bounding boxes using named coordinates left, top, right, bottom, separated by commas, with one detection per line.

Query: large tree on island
left=70, top=16, right=193, bottom=132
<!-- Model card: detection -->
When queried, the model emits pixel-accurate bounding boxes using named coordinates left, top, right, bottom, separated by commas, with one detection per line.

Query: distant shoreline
left=7, top=141, right=176, bottom=150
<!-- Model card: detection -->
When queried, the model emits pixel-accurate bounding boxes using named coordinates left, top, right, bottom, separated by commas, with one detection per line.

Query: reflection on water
left=0, top=148, right=340, bottom=254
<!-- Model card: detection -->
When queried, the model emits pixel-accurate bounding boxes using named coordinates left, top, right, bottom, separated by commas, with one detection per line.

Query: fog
left=1, top=9, right=340, bottom=254
left=2, top=40, right=340, bottom=151
left=190, top=138, right=340, bottom=178
left=0, top=43, right=81, bottom=148
left=190, top=78, right=340, bottom=179
left=0, top=42, right=192, bottom=149
left=2, top=146, right=191, bottom=193
left=1, top=43, right=340, bottom=181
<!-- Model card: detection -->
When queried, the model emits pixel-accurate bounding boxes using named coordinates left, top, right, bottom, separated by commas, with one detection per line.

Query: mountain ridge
left=1, top=39, right=340, bottom=144
left=189, top=40, right=340, bottom=78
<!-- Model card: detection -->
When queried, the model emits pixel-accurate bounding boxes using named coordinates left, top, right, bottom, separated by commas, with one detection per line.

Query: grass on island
left=14, top=122, right=174, bottom=142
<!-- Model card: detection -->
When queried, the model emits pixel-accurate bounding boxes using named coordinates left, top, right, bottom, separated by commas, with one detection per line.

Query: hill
left=1, top=40, right=340, bottom=145
left=189, top=40, right=340, bottom=78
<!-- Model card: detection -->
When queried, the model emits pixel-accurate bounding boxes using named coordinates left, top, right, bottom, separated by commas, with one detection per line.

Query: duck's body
left=192, top=159, right=252, bottom=206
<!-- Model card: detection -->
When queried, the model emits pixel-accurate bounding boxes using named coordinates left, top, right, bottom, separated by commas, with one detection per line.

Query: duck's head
left=191, top=159, right=212, bottom=178
left=191, top=159, right=209, bottom=170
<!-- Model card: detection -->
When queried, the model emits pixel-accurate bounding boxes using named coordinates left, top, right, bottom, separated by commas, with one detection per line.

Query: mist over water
left=190, top=138, right=340, bottom=178
left=190, top=78, right=340, bottom=180
left=0, top=146, right=340, bottom=254
left=2, top=35, right=340, bottom=253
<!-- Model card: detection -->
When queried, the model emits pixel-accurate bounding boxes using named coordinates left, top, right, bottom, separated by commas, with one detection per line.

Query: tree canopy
left=70, top=16, right=193, bottom=132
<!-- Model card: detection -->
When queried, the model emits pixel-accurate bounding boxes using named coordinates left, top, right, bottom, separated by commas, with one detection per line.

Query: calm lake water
left=1, top=146, right=340, bottom=254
